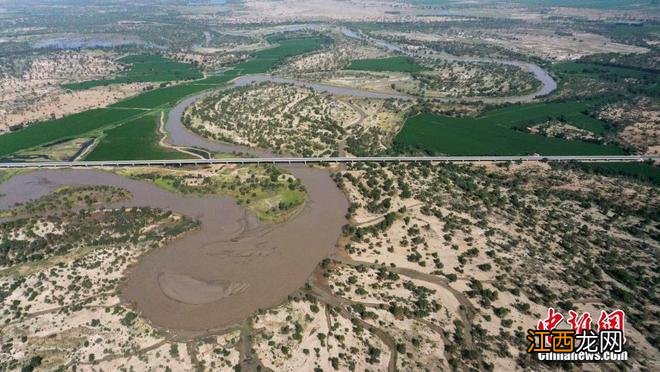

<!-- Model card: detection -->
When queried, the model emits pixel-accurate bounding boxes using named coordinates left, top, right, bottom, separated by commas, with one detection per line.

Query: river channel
left=0, top=29, right=558, bottom=336
left=0, top=164, right=347, bottom=337
left=341, top=27, right=557, bottom=103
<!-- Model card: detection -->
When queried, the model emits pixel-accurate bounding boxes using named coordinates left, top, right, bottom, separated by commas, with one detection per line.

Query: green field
left=393, top=112, right=624, bottom=156
left=113, top=36, right=328, bottom=109
left=188, top=71, right=242, bottom=86
left=348, top=56, right=429, bottom=73
left=110, top=82, right=215, bottom=109
left=480, top=101, right=611, bottom=135
left=62, top=55, right=203, bottom=91
left=85, top=114, right=191, bottom=160
left=234, top=35, right=331, bottom=75
left=0, top=36, right=330, bottom=160
left=0, top=108, right=143, bottom=159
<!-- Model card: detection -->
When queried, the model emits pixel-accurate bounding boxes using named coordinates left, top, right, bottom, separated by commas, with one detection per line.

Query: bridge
left=0, top=155, right=657, bottom=168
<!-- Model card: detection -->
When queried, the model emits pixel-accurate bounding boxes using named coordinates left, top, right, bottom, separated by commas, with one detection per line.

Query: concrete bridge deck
left=0, top=155, right=658, bottom=168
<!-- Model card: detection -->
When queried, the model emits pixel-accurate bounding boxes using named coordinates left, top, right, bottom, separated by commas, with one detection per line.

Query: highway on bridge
left=0, top=155, right=658, bottom=168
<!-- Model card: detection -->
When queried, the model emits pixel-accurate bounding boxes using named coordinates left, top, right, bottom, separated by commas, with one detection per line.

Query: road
left=0, top=155, right=658, bottom=168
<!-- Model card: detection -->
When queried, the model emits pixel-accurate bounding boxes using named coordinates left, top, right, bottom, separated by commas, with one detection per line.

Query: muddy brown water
left=0, top=166, right=347, bottom=336
left=0, top=26, right=558, bottom=338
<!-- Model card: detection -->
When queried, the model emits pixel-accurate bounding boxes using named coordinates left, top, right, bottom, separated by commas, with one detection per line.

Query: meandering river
left=341, top=27, right=557, bottom=103
left=0, top=166, right=347, bottom=336
left=0, top=28, right=559, bottom=336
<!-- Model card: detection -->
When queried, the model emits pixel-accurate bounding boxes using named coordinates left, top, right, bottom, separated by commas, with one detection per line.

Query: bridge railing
left=0, top=155, right=658, bottom=169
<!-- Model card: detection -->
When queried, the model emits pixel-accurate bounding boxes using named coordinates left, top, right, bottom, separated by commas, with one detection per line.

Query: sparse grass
left=555, top=161, right=660, bottom=185
left=0, top=243, right=98, bottom=278
left=10, top=137, right=93, bottom=161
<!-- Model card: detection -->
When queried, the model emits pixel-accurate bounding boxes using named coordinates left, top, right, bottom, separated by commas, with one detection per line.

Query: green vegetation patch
left=62, top=54, right=203, bottom=91
left=85, top=114, right=190, bottom=160
left=482, top=101, right=611, bottom=135
left=187, top=71, right=241, bottom=86
left=110, top=82, right=212, bottom=109
left=0, top=108, right=143, bottom=159
left=553, top=61, right=658, bottom=97
left=0, top=205, right=197, bottom=268
left=1, top=185, right=130, bottom=218
left=393, top=112, right=624, bottom=156
left=554, top=61, right=653, bottom=78
left=118, top=165, right=307, bottom=223
left=348, top=56, right=429, bottom=73
left=113, top=72, right=243, bottom=108
left=113, top=36, right=329, bottom=109
left=234, top=35, right=332, bottom=75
